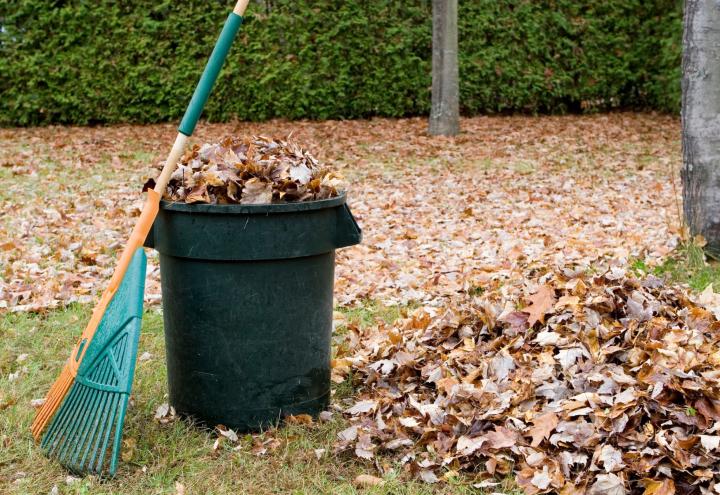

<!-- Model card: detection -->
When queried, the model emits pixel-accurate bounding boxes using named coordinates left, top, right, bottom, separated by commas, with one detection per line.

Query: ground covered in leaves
left=0, top=114, right=697, bottom=493
left=0, top=113, right=679, bottom=312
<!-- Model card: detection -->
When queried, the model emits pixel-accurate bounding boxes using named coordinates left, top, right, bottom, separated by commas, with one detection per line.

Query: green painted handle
left=178, top=12, right=244, bottom=136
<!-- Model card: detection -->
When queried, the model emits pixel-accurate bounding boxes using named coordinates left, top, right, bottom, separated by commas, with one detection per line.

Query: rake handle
left=176, top=7, right=244, bottom=138
left=157, top=0, right=250, bottom=194
left=73, top=0, right=250, bottom=367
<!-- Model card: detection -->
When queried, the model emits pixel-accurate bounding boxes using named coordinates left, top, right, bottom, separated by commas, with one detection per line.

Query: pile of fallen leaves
left=162, top=135, right=343, bottom=204
left=334, top=267, right=720, bottom=494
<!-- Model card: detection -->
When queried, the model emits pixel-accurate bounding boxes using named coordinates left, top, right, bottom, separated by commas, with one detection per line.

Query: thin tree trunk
left=429, top=0, right=459, bottom=136
left=682, top=0, right=720, bottom=255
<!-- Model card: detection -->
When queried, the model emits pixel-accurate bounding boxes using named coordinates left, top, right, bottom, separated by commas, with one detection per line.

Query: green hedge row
left=0, top=0, right=682, bottom=126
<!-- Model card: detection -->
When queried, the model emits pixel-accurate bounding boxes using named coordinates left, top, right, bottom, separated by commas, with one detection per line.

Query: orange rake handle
left=67, top=189, right=160, bottom=375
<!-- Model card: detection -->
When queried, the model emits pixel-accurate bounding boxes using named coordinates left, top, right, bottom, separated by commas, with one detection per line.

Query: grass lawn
left=3, top=244, right=715, bottom=494
left=0, top=301, right=520, bottom=495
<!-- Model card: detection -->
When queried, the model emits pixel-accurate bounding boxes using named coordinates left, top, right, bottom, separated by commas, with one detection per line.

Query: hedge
left=0, top=0, right=682, bottom=126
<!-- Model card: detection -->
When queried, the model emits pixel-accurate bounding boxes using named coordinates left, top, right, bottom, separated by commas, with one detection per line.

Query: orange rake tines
left=31, top=369, right=74, bottom=439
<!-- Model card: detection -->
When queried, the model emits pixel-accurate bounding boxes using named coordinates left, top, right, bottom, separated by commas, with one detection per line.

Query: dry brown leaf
left=241, top=178, right=273, bottom=205
left=456, top=435, right=487, bottom=456
left=589, top=473, right=626, bottom=495
left=524, top=284, right=557, bottom=327
left=154, top=403, right=177, bottom=424
left=353, top=474, right=385, bottom=488
left=285, top=414, right=314, bottom=426
left=355, top=433, right=375, bottom=460
left=484, top=426, right=519, bottom=450
left=641, top=479, right=675, bottom=495
left=527, top=412, right=559, bottom=447
left=346, top=400, right=377, bottom=415
left=121, top=437, right=136, bottom=462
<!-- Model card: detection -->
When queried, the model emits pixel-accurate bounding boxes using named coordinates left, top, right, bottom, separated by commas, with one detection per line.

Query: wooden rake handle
left=71, top=0, right=251, bottom=368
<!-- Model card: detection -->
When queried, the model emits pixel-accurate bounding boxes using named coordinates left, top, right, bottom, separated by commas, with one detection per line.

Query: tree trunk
left=682, top=0, right=720, bottom=256
left=429, top=0, right=460, bottom=136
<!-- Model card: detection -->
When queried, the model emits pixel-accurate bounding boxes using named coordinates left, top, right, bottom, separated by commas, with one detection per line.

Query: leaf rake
left=40, top=248, right=145, bottom=476
left=31, top=0, right=251, bottom=477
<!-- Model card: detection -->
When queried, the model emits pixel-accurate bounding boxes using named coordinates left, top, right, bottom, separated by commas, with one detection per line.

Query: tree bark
left=429, top=0, right=460, bottom=136
left=682, top=0, right=720, bottom=255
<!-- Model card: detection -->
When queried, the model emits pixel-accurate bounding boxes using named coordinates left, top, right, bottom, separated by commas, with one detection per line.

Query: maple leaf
left=523, top=284, right=557, bottom=327
left=215, top=425, right=239, bottom=443
left=597, top=444, right=624, bottom=472
left=285, top=414, right=313, bottom=426
left=530, top=465, right=551, bottom=490
left=641, top=479, right=676, bottom=495
left=419, top=470, right=439, bottom=484
left=289, top=163, right=313, bottom=184
left=121, top=437, right=136, bottom=462
left=527, top=412, right=558, bottom=447
left=337, top=425, right=358, bottom=443
left=456, top=435, right=487, bottom=456
left=484, top=426, right=519, bottom=449
left=346, top=400, right=377, bottom=415
left=154, top=403, right=177, bottom=424
left=355, top=433, right=375, bottom=460
left=499, top=311, right=529, bottom=332
left=184, top=183, right=210, bottom=204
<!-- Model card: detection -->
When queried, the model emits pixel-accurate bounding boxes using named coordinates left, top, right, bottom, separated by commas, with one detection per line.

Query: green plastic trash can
left=144, top=194, right=361, bottom=430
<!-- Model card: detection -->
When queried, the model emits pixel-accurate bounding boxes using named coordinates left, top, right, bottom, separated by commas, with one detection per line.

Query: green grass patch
left=632, top=242, right=720, bottom=292
left=510, top=161, right=536, bottom=175
left=0, top=300, right=508, bottom=495
left=337, top=299, right=417, bottom=328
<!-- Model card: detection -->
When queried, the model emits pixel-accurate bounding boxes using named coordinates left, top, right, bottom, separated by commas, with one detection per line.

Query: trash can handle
left=335, top=204, right=362, bottom=249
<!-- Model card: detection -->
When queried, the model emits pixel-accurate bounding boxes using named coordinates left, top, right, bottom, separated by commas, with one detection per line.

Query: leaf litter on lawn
left=0, top=114, right=710, bottom=491
left=334, top=265, right=720, bottom=494
left=0, top=114, right=679, bottom=312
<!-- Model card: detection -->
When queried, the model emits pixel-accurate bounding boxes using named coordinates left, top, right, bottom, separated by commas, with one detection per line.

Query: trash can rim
left=160, top=192, right=347, bottom=214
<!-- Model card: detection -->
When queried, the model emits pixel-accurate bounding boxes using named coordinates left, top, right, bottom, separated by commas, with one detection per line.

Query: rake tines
left=38, top=249, right=145, bottom=478
left=42, top=331, right=133, bottom=477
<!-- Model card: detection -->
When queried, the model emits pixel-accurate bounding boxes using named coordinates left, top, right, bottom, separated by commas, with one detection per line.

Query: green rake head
left=41, top=248, right=147, bottom=477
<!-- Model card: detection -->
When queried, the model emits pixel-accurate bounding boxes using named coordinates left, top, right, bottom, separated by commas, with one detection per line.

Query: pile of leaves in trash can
left=333, top=266, right=720, bottom=494
left=161, top=135, right=344, bottom=204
